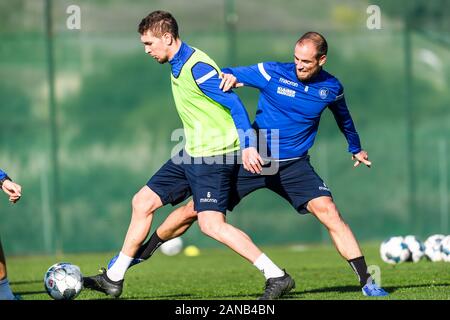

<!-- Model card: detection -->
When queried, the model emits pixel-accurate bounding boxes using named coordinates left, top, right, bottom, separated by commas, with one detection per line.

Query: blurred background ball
left=403, top=235, right=425, bottom=263
left=380, top=236, right=410, bottom=264
left=160, top=237, right=184, bottom=256
left=184, top=245, right=200, bottom=257
left=439, top=235, right=450, bottom=262
left=424, top=234, right=445, bottom=262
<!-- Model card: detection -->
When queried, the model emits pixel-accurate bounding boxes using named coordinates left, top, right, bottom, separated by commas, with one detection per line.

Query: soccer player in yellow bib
left=83, top=11, right=295, bottom=300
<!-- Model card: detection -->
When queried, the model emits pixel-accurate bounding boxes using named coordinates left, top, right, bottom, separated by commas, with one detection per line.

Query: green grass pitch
left=7, top=243, right=450, bottom=300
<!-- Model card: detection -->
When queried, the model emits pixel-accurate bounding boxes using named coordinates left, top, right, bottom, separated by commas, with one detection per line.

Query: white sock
left=0, top=278, right=15, bottom=300
left=253, top=253, right=285, bottom=280
left=106, top=252, right=133, bottom=282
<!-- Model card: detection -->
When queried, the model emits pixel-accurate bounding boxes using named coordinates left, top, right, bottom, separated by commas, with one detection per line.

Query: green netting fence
left=0, top=0, right=449, bottom=255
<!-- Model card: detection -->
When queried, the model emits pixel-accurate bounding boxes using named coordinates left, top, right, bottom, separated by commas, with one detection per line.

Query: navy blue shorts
left=228, top=155, right=332, bottom=214
left=147, top=150, right=238, bottom=214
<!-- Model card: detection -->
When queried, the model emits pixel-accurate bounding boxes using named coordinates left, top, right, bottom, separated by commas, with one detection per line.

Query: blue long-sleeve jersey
left=222, top=62, right=362, bottom=160
left=0, top=169, right=7, bottom=180
left=169, top=42, right=256, bottom=148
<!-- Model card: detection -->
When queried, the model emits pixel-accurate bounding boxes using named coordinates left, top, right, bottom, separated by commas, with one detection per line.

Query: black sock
left=348, top=256, right=372, bottom=286
left=135, top=231, right=165, bottom=260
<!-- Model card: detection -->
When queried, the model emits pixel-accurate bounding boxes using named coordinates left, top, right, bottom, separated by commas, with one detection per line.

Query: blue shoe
left=107, top=254, right=144, bottom=270
left=362, top=283, right=389, bottom=297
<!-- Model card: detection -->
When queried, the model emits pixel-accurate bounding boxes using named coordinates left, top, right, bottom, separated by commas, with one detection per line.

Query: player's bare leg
left=197, top=210, right=262, bottom=263
left=197, top=210, right=295, bottom=299
left=83, top=186, right=163, bottom=297
left=131, top=201, right=265, bottom=262
left=121, top=186, right=163, bottom=257
left=156, top=200, right=197, bottom=240
left=307, top=196, right=362, bottom=260
left=104, top=185, right=163, bottom=283
left=97, top=200, right=294, bottom=300
left=119, top=202, right=198, bottom=264
left=307, top=196, right=388, bottom=296
left=107, top=202, right=198, bottom=269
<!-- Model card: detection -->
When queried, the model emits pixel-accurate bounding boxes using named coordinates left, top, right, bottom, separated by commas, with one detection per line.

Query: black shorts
left=147, top=150, right=238, bottom=214
left=228, top=155, right=332, bottom=214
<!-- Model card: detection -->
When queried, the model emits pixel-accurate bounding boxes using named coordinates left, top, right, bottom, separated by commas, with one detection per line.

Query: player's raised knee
left=310, top=198, right=341, bottom=221
left=131, top=194, right=152, bottom=216
left=198, top=217, right=222, bottom=237
left=131, top=188, right=160, bottom=216
left=324, top=207, right=347, bottom=231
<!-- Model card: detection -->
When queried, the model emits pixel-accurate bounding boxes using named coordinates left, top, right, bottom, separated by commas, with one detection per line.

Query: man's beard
left=296, top=67, right=321, bottom=82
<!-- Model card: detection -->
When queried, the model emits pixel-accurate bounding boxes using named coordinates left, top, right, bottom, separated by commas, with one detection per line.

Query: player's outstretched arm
left=328, top=87, right=366, bottom=166
left=221, top=63, right=273, bottom=90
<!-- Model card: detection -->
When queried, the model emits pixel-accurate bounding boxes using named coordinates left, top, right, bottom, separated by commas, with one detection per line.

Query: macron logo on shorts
left=200, top=191, right=218, bottom=203
left=319, top=183, right=330, bottom=191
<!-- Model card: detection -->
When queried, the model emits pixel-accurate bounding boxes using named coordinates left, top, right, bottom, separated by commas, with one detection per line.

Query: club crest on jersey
left=319, top=87, right=329, bottom=99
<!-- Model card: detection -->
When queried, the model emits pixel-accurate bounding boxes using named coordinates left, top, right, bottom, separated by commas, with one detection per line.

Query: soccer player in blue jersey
left=122, top=31, right=389, bottom=298
left=0, top=169, right=22, bottom=300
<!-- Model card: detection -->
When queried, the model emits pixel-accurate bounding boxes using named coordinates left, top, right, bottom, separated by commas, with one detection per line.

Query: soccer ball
left=424, top=234, right=445, bottom=262
left=439, top=235, right=450, bottom=262
left=403, top=235, right=425, bottom=262
left=160, top=237, right=183, bottom=256
left=380, top=236, right=410, bottom=264
left=44, top=262, right=83, bottom=300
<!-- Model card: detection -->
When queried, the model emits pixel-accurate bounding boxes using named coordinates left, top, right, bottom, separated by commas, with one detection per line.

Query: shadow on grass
left=11, top=280, right=43, bottom=285
left=80, top=293, right=197, bottom=300
left=122, top=293, right=196, bottom=300
left=14, top=283, right=450, bottom=300
left=210, top=292, right=297, bottom=300
left=289, top=282, right=450, bottom=297
left=297, top=285, right=361, bottom=295
left=12, top=279, right=47, bottom=296
left=207, top=282, right=450, bottom=300
left=14, top=290, right=47, bottom=296
left=383, top=283, right=450, bottom=293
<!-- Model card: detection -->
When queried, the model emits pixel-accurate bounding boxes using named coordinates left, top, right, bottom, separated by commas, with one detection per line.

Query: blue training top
left=0, top=169, right=7, bottom=180
left=222, top=62, right=362, bottom=160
